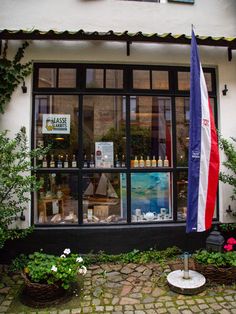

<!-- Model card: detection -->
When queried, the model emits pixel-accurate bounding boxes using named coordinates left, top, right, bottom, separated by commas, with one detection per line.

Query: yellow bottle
left=151, top=155, right=157, bottom=167
left=164, top=156, right=169, bottom=167
left=139, top=156, right=145, bottom=168
left=146, top=156, right=151, bottom=167
left=134, top=156, right=139, bottom=168
left=158, top=156, right=163, bottom=167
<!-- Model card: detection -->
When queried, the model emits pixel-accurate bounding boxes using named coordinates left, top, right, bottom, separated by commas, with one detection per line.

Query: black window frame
left=32, top=63, right=218, bottom=227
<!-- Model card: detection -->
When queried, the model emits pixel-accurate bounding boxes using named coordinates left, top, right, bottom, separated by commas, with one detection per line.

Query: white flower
left=63, top=248, right=71, bottom=255
left=60, top=254, right=66, bottom=258
left=76, top=257, right=83, bottom=263
left=51, top=265, right=57, bottom=272
left=78, top=265, right=87, bottom=275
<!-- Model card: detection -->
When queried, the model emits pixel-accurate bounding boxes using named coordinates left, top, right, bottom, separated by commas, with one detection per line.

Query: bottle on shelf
left=71, top=154, right=77, bottom=168
left=121, top=154, right=126, bottom=168
left=64, top=154, right=69, bottom=168
left=83, top=154, right=88, bottom=168
left=158, top=156, right=163, bottom=167
left=89, top=153, right=95, bottom=168
left=115, top=154, right=121, bottom=168
left=164, top=156, right=169, bottom=167
left=57, top=155, right=63, bottom=168
left=42, top=155, right=48, bottom=168
left=49, top=154, right=55, bottom=168
left=151, top=155, right=157, bottom=167
left=145, top=155, right=151, bottom=167
left=139, top=156, right=145, bottom=168
left=134, top=155, right=139, bottom=168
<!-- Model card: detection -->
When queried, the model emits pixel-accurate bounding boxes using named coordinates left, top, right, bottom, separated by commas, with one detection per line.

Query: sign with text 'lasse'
left=42, top=114, right=71, bottom=134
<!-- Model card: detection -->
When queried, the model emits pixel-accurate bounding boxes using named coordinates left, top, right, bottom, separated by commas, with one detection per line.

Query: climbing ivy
left=0, top=41, right=32, bottom=114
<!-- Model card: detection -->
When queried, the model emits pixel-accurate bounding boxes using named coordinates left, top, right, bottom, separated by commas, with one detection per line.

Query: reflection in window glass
left=83, top=172, right=127, bottom=224
left=130, top=96, right=172, bottom=168
left=38, top=68, right=57, bottom=88
left=133, top=70, right=150, bottom=89
left=83, top=96, right=126, bottom=168
left=177, top=172, right=188, bottom=221
left=178, top=72, right=190, bottom=91
left=34, top=95, right=79, bottom=167
left=131, top=172, right=172, bottom=222
left=36, top=173, right=78, bottom=224
left=106, top=69, right=123, bottom=89
left=176, top=97, right=189, bottom=166
left=58, top=68, right=76, bottom=88
left=204, top=72, right=212, bottom=92
left=152, top=71, right=169, bottom=89
left=86, top=69, right=104, bottom=88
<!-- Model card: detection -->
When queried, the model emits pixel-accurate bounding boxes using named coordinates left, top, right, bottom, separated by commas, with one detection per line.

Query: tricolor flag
left=186, top=30, right=220, bottom=233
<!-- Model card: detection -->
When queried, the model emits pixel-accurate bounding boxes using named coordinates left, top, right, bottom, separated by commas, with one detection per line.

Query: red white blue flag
left=186, top=30, right=220, bottom=233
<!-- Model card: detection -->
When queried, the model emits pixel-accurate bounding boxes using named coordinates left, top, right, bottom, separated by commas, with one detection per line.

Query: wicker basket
left=21, top=272, right=66, bottom=302
left=194, top=262, right=236, bottom=285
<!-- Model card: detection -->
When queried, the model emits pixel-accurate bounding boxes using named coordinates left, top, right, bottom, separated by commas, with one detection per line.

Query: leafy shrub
left=23, top=249, right=87, bottom=290
left=193, top=250, right=236, bottom=267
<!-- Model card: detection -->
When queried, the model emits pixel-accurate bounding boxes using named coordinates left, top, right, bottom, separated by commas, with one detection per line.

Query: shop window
left=130, top=96, right=172, bottom=168
left=176, top=97, right=189, bottom=167
left=131, top=172, right=172, bottom=222
left=152, top=71, right=169, bottom=89
left=178, top=71, right=212, bottom=92
left=83, top=172, right=127, bottom=224
left=177, top=171, right=188, bottom=221
left=36, top=173, right=78, bottom=224
left=58, top=68, right=76, bottom=88
left=38, top=68, right=57, bottom=88
left=83, top=95, right=126, bottom=168
left=34, top=95, right=79, bottom=168
left=133, top=70, right=150, bottom=89
left=86, top=68, right=123, bottom=89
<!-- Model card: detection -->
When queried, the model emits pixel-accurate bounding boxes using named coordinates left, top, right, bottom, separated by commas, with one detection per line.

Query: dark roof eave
left=0, top=29, right=236, bottom=49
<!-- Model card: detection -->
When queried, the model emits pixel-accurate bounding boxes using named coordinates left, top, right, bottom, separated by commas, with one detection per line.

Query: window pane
left=176, top=97, right=189, bottom=166
left=133, top=70, right=150, bottom=89
left=130, top=96, right=172, bottom=168
left=38, top=68, right=57, bottom=88
left=58, top=68, right=76, bottom=88
left=131, top=172, right=172, bottom=222
left=178, top=72, right=190, bottom=91
left=86, top=69, right=104, bottom=88
left=177, top=172, right=188, bottom=221
left=83, top=95, right=126, bottom=168
left=36, top=173, right=78, bottom=224
left=106, top=69, right=123, bottom=88
left=83, top=172, right=127, bottom=224
left=152, top=71, right=169, bottom=89
left=34, top=95, right=79, bottom=167
left=204, top=72, right=212, bottom=92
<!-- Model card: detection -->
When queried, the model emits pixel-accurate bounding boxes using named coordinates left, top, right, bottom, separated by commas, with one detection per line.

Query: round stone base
left=167, top=270, right=206, bottom=295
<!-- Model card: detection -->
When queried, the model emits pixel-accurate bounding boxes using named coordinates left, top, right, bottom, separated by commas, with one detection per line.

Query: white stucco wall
left=0, top=0, right=236, bottom=37
left=0, top=0, right=236, bottom=225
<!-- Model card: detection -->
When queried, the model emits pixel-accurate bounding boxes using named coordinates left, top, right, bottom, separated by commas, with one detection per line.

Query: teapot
left=144, top=212, right=155, bottom=220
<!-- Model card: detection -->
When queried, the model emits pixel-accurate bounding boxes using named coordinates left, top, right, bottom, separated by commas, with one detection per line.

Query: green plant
left=219, top=136, right=236, bottom=201
left=0, top=41, right=32, bottom=113
left=0, top=127, right=49, bottom=249
left=219, top=223, right=236, bottom=233
left=24, top=249, right=87, bottom=290
left=193, top=250, right=236, bottom=267
left=83, top=246, right=182, bottom=265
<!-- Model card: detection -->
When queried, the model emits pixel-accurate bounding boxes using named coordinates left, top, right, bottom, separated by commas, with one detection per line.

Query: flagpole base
left=167, top=270, right=206, bottom=295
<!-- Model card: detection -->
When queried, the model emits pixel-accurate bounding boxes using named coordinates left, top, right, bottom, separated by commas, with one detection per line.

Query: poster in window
left=95, top=142, right=114, bottom=168
left=42, top=114, right=70, bottom=134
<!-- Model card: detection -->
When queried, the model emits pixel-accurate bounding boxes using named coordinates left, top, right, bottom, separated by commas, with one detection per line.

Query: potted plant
left=20, top=248, right=87, bottom=303
left=193, top=249, right=236, bottom=284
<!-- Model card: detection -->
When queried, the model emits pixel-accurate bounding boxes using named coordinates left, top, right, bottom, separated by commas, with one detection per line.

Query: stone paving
left=0, top=263, right=236, bottom=313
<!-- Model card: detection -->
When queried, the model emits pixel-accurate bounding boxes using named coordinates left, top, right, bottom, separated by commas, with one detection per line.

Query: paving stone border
left=0, top=263, right=236, bottom=313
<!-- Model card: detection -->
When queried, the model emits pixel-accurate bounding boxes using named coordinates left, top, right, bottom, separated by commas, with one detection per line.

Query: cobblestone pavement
left=0, top=263, right=236, bottom=313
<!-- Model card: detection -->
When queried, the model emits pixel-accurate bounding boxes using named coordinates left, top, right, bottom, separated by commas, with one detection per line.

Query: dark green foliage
left=0, top=41, right=32, bottom=113
left=219, top=136, right=236, bottom=201
left=83, top=246, right=182, bottom=266
left=219, top=223, right=236, bottom=233
left=0, top=127, right=49, bottom=249
left=193, top=250, right=236, bottom=267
